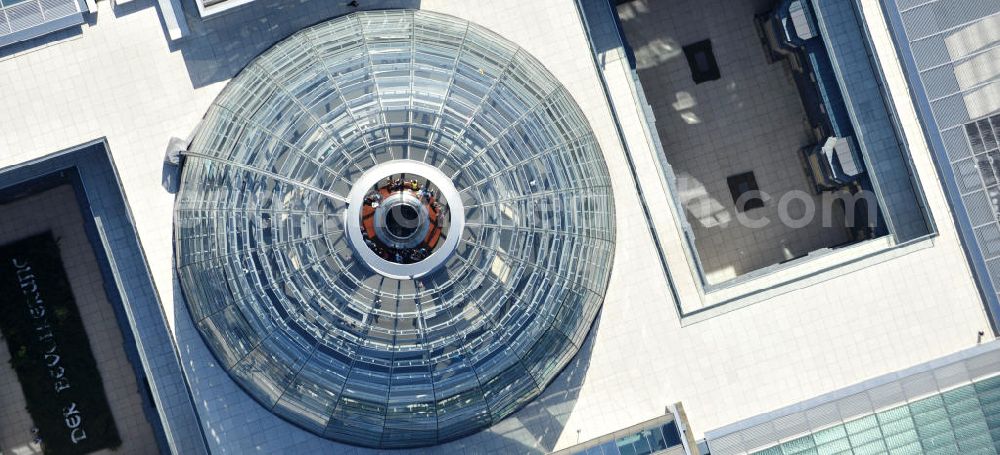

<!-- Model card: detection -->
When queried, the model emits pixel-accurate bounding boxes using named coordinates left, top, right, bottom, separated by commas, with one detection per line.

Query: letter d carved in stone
left=71, top=428, right=88, bottom=444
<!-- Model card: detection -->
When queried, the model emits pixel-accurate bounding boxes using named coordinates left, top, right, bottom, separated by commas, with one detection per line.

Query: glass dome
left=174, top=9, right=615, bottom=449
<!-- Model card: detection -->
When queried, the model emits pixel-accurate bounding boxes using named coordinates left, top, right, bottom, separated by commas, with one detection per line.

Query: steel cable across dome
left=174, top=9, right=615, bottom=448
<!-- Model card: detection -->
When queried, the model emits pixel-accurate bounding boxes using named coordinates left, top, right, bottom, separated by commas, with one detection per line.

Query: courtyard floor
left=0, top=185, right=156, bottom=455
left=617, top=0, right=850, bottom=284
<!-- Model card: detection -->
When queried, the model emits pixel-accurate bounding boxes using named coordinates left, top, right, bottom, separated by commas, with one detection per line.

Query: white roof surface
left=0, top=0, right=992, bottom=452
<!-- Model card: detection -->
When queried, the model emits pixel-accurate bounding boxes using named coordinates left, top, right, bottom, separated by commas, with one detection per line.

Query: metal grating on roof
left=1, top=0, right=77, bottom=33
left=0, top=0, right=83, bottom=47
left=882, top=0, right=1000, bottom=327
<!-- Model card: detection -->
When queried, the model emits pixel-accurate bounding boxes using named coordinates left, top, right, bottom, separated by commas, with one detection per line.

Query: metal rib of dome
left=174, top=9, right=615, bottom=449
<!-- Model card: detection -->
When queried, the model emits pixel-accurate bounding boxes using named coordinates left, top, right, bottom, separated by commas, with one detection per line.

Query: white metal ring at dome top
left=345, top=160, right=464, bottom=280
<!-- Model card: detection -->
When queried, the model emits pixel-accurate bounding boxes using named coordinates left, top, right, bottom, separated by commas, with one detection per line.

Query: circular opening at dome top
left=358, top=171, right=452, bottom=265
left=347, top=161, right=463, bottom=278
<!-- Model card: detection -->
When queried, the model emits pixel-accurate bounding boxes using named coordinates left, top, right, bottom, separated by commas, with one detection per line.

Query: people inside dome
left=359, top=174, right=448, bottom=264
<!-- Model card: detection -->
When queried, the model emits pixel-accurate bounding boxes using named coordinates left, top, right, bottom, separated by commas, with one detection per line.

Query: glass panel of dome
left=178, top=263, right=227, bottom=321
left=274, top=365, right=340, bottom=434
left=197, top=305, right=259, bottom=367
left=434, top=384, right=491, bottom=441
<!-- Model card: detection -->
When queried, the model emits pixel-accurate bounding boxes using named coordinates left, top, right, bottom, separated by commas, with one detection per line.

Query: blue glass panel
left=782, top=434, right=817, bottom=454
left=615, top=435, right=639, bottom=455
left=645, top=427, right=668, bottom=452
left=598, top=440, right=618, bottom=455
